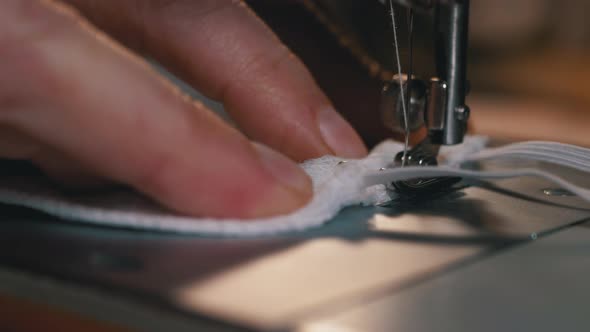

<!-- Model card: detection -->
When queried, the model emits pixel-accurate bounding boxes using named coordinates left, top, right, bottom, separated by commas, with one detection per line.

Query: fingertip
left=252, top=142, right=312, bottom=195
left=131, top=141, right=313, bottom=220
left=247, top=142, right=313, bottom=218
left=245, top=184, right=312, bottom=219
left=317, top=107, right=368, bottom=159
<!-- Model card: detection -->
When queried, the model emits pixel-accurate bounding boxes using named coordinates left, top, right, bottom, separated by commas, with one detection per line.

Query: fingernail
left=252, top=142, right=312, bottom=196
left=317, top=107, right=368, bottom=158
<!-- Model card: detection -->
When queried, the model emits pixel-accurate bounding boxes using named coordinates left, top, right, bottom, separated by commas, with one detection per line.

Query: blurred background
left=242, top=0, right=590, bottom=147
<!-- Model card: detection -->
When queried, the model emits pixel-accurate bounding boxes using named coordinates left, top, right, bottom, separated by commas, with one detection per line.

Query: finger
left=33, top=147, right=112, bottom=188
left=0, top=0, right=312, bottom=218
left=0, top=125, right=106, bottom=186
left=63, top=0, right=368, bottom=161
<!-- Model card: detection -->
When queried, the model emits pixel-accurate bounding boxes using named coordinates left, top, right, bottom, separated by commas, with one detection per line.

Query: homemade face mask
left=1, top=136, right=589, bottom=237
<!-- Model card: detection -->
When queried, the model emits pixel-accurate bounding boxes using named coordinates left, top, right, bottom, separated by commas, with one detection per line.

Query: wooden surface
left=470, top=94, right=590, bottom=147
left=469, top=49, right=590, bottom=148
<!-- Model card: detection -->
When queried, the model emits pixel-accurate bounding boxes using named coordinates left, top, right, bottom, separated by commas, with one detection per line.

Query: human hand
left=0, top=0, right=367, bottom=218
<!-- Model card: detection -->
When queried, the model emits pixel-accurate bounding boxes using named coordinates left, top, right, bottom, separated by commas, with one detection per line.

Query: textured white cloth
left=2, top=136, right=590, bottom=237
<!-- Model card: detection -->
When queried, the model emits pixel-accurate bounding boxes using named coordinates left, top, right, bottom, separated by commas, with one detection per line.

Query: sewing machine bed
left=1, top=161, right=589, bottom=331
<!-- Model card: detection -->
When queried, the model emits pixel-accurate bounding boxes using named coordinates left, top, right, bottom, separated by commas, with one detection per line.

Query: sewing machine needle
left=405, top=8, right=415, bottom=165
left=388, top=0, right=410, bottom=166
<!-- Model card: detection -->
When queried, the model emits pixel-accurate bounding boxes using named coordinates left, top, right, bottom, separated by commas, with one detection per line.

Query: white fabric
left=1, top=136, right=590, bottom=237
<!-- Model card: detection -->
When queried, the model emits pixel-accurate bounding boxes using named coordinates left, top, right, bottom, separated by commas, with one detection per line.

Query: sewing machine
left=1, top=1, right=589, bottom=331
left=377, top=0, right=469, bottom=193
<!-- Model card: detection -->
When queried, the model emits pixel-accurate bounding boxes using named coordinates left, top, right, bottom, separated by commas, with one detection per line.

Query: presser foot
left=390, top=138, right=461, bottom=196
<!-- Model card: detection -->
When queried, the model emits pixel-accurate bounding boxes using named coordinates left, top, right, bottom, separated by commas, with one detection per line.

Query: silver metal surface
left=381, top=75, right=427, bottom=133
left=0, top=161, right=589, bottom=331
left=543, top=187, right=576, bottom=197
left=442, top=0, right=470, bottom=144
left=426, top=78, right=447, bottom=131
left=300, top=221, right=590, bottom=332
